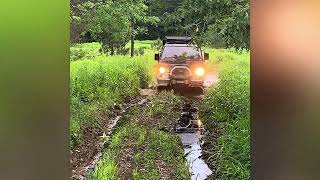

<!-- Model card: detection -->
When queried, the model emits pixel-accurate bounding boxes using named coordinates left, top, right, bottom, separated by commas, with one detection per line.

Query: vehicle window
left=162, top=46, right=201, bottom=59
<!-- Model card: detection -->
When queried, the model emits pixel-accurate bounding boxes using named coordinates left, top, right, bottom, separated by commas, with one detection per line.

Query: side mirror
left=204, top=53, right=209, bottom=60
left=155, top=54, right=160, bottom=61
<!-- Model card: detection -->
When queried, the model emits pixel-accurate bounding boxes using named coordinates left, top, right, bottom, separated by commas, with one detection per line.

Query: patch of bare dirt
left=155, top=159, right=175, bottom=180
left=71, top=123, right=103, bottom=179
left=117, top=143, right=136, bottom=180
left=134, top=93, right=182, bottom=131
left=140, top=88, right=155, bottom=96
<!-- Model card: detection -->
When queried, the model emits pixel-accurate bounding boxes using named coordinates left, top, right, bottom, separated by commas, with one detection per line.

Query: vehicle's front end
left=156, top=62, right=206, bottom=88
left=154, top=36, right=209, bottom=91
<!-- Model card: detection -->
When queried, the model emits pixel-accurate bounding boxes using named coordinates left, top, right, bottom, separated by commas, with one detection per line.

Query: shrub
left=138, top=47, right=145, bottom=56
left=70, top=42, right=102, bottom=61
left=151, top=38, right=162, bottom=50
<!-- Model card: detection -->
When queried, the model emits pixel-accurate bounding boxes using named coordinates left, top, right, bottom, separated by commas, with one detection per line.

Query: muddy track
left=172, top=95, right=215, bottom=180
left=169, top=70, right=219, bottom=180
left=71, top=91, right=151, bottom=180
left=71, top=83, right=219, bottom=179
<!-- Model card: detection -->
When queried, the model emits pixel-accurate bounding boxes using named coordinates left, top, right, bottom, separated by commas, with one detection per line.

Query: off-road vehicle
left=154, top=36, right=209, bottom=91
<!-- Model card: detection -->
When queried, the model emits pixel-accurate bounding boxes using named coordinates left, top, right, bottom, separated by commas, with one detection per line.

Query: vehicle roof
left=165, top=36, right=192, bottom=41
left=164, top=44, right=197, bottom=47
left=163, top=36, right=193, bottom=45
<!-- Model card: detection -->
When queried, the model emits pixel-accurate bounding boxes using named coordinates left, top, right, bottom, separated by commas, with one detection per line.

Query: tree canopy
left=71, top=0, right=250, bottom=51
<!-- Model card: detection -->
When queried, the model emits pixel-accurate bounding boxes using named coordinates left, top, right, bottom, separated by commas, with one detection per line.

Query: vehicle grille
left=171, top=67, right=191, bottom=79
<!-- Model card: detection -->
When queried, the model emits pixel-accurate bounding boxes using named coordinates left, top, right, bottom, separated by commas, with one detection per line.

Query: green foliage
left=70, top=42, right=102, bottom=61
left=125, top=40, right=154, bottom=49
left=200, top=49, right=250, bottom=179
left=145, top=0, right=249, bottom=49
left=85, top=1, right=131, bottom=55
left=134, top=47, right=145, bottom=56
left=201, top=0, right=250, bottom=49
left=70, top=43, right=155, bottom=148
left=151, top=38, right=162, bottom=50
left=91, top=153, right=118, bottom=180
left=79, top=0, right=159, bottom=54
left=71, top=0, right=249, bottom=49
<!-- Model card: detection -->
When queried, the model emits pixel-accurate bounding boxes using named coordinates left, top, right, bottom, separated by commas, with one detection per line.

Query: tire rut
left=173, top=94, right=214, bottom=180
left=71, top=91, right=151, bottom=180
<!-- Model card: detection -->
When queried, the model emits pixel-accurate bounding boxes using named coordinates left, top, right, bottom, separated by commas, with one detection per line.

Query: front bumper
left=157, top=77, right=204, bottom=87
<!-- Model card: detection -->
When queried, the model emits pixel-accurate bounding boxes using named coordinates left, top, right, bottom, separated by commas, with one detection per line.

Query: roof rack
left=163, top=36, right=192, bottom=45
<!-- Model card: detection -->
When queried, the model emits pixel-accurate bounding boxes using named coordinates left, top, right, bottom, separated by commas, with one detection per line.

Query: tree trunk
left=130, top=18, right=135, bottom=58
left=111, top=45, right=114, bottom=56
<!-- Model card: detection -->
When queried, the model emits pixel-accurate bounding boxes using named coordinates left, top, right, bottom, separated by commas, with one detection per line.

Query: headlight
left=159, top=67, right=167, bottom=74
left=195, top=67, right=205, bottom=76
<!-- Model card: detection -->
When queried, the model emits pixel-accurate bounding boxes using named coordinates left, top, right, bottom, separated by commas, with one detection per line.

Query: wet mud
left=174, top=101, right=213, bottom=180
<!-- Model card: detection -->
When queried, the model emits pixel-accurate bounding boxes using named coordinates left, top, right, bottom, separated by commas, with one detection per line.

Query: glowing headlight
left=195, top=67, right=205, bottom=76
left=159, top=67, right=167, bottom=74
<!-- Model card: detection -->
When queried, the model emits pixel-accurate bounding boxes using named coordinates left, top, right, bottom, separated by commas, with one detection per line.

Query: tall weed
left=70, top=47, right=155, bottom=148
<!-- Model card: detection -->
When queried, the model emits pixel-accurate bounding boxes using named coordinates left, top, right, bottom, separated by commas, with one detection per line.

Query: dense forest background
left=71, top=0, right=249, bottom=53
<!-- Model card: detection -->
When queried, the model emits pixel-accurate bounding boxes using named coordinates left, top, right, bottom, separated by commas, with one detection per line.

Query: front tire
left=157, top=86, right=169, bottom=91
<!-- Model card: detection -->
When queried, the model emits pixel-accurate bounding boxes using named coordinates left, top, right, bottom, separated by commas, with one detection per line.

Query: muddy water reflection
left=178, top=131, right=212, bottom=180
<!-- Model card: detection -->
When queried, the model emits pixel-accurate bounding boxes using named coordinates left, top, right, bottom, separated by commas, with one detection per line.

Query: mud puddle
left=174, top=102, right=212, bottom=180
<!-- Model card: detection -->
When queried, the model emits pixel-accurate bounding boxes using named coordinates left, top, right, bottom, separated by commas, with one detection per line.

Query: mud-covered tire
left=157, top=86, right=169, bottom=91
left=197, top=87, right=204, bottom=94
left=187, top=86, right=203, bottom=94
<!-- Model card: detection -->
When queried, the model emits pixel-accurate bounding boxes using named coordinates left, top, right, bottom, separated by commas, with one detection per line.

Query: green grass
left=200, top=49, right=250, bottom=179
left=92, top=124, right=188, bottom=180
left=203, top=48, right=249, bottom=64
left=91, top=91, right=190, bottom=180
left=70, top=43, right=156, bottom=148
left=70, top=42, right=102, bottom=61
left=125, top=40, right=155, bottom=49
left=71, top=41, right=157, bottom=61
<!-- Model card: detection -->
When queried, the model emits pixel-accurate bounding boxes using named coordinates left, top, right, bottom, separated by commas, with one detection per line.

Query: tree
left=71, top=0, right=250, bottom=50
left=202, top=0, right=250, bottom=49
left=70, top=0, right=87, bottom=43
left=82, top=0, right=159, bottom=56
left=119, top=0, right=159, bottom=57
left=145, top=0, right=250, bottom=49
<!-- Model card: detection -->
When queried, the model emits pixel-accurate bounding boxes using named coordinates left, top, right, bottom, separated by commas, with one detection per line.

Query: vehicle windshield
left=162, top=45, right=201, bottom=59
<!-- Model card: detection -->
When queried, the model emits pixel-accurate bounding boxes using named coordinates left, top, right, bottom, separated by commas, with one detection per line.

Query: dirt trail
left=112, top=90, right=188, bottom=179
left=71, top=92, right=150, bottom=180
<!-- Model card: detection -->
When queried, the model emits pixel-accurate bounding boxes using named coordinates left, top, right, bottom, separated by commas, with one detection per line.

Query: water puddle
left=179, top=131, right=212, bottom=180
left=174, top=102, right=212, bottom=180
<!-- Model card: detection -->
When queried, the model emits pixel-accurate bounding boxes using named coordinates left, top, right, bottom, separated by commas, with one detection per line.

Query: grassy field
left=200, top=49, right=250, bottom=179
left=70, top=40, right=159, bottom=61
left=70, top=41, right=156, bottom=148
